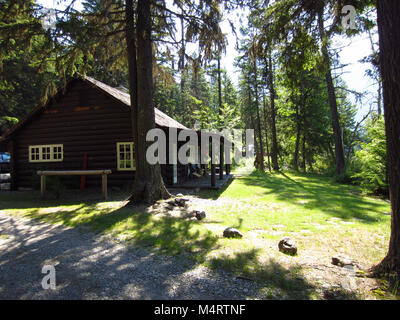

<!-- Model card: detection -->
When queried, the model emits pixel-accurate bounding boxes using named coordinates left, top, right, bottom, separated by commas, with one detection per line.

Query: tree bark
left=180, top=15, right=185, bottom=92
left=218, top=56, right=224, bottom=179
left=317, top=7, right=345, bottom=176
left=267, top=53, right=279, bottom=170
left=301, top=95, right=307, bottom=172
left=294, top=103, right=301, bottom=171
left=301, top=130, right=306, bottom=172
left=378, top=81, right=382, bottom=117
left=253, top=58, right=265, bottom=171
left=217, top=56, right=222, bottom=112
left=128, top=0, right=170, bottom=204
left=125, top=0, right=138, bottom=176
left=263, top=92, right=272, bottom=172
left=372, top=0, right=400, bottom=279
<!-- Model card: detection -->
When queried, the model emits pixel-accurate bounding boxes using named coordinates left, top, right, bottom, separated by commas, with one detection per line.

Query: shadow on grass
left=17, top=202, right=219, bottom=259
left=0, top=188, right=129, bottom=210
left=237, top=170, right=388, bottom=224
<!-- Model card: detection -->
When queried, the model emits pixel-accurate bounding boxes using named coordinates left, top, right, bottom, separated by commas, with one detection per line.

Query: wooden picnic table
left=37, top=170, right=112, bottom=200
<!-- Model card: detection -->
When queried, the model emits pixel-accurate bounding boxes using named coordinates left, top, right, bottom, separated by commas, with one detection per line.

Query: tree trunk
left=317, top=7, right=345, bottom=176
left=217, top=56, right=224, bottom=179
left=378, top=81, right=382, bottom=117
left=217, top=57, right=222, bottom=112
left=368, top=28, right=382, bottom=117
left=263, top=93, right=272, bottom=172
left=253, top=58, right=265, bottom=171
left=128, top=0, right=170, bottom=204
left=301, top=131, right=306, bottom=172
left=294, top=103, right=301, bottom=171
left=180, top=15, right=185, bottom=92
left=372, top=0, right=400, bottom=280
left=267, top=53, right=279, bottom=170
left=307, top=150, right=313, bottom=172
left=125, top=0, right=138, bottom=180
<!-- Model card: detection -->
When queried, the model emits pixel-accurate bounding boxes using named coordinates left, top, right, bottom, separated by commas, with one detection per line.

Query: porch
left=169, top=173, right=234, bottom=190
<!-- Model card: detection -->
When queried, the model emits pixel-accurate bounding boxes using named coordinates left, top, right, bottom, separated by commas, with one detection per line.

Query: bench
left=37, top=170, right=112, bottom=200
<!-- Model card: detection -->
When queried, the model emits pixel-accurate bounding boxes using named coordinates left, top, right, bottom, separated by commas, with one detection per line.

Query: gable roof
left=82, top=75, right=188, bottom=130
left=0, top=74, right=188, bottom=143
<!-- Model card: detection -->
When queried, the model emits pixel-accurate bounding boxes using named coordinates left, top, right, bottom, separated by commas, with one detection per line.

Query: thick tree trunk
left=372, top=0, right=400, bottom=279
left=317, top=8, right=345, bottom=176
left=128, top=0, right=170, bottom=204
left=267, top=54, right=279, bottom=170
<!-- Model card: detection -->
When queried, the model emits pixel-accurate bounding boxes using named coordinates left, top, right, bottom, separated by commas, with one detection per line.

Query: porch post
left=40, top=175, right=46, bottom=198
left=210, top=138, right=216, bottom=187
left=102, top=174, right=108, bottom=200
left=226, top=163, right=231, bottom=175
left=224, top=136, right=231, bottom=176
left=211, top=164, right=216, bottom=187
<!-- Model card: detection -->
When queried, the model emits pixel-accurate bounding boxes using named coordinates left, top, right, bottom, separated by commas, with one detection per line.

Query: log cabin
left=0, top=75, right=203, bottom=191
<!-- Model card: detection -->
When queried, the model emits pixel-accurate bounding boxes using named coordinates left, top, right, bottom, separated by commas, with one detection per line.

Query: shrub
left=351, top=116, right=388, bottom=195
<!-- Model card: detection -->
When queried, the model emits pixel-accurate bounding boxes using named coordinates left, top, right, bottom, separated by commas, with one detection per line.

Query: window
left=29, top=144, right=63, bottom=162
left=117, top=142, right=135, bottom=170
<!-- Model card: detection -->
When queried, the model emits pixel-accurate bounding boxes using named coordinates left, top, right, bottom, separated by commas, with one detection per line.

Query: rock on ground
left=331, top=255, right=354, bottom=267
left=223, top=227, right=243, bottom=239
left=278, top=237, right=297, bottom=255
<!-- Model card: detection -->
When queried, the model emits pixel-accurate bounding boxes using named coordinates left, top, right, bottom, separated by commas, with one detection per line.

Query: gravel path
left=0, top=213, right=260, bottom=300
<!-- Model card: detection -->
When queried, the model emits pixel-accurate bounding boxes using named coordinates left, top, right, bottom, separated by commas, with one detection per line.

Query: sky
left=333, top=33, right=379, bottom=121
left=38, top=0, right=378, bottom=122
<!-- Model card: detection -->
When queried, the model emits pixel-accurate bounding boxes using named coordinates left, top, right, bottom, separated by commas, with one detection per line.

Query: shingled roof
left=0, top=75, right=188, bottom=143
left=82, top=75, right=188, bottom=130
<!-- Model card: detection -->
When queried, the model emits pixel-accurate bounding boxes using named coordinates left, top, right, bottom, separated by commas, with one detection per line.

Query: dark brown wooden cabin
left=0, top=75, right=193, bottom=190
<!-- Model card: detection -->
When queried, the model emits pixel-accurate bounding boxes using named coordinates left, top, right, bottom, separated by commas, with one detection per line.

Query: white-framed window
left=29, top=144, right=63, bottom=162
left=117, top=142, right=135, bottom=170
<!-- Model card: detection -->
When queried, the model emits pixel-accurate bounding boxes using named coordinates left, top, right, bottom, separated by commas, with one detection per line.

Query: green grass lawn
left=0, top=170, right=393, bottom=299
